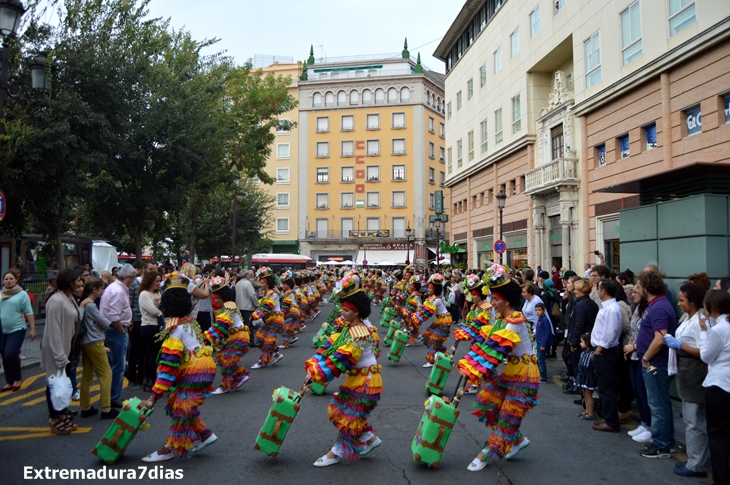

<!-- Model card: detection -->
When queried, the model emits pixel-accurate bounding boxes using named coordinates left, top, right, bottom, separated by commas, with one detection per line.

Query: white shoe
left=192, top=433, right=218, bottom=453
left=360, top=437, right=382, bottom=456
left=300, top=325, right=307, bottom=330
left=271, top=353, right=284, bottom=365
left=632, top=430, right=652, bottom=443
left=467, top=454, right=488, bottom=471
left=504, top=437, right=530, bottom=460
left=211, top=386, right=228, bottom=395
left=234, top=375, right=250, bottom=389
left=422, top=362, right=434, bottom=368
left=251, top=360, right=265, bottom=369
left=464, top=385, right=479, bottom=394
left=313, top=454, right=340, bottom=467
left=628, top=425, right=646, bottom=437
left=289, top=337, right=299, bottom=345
left=142, top=451, right=174, bottom=462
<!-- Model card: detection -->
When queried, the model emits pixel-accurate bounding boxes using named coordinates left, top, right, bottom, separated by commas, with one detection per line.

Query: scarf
left=1, top=284, right=22, bottom=300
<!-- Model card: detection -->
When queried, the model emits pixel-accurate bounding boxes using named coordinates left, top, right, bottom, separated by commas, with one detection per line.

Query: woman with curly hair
left=279, top=271, right=302, bottom=348
left=411, top=273, right=453, bottom=368
left=250, top=267, right=285, bottom=369
left=305, top=273, right=382, bottom=467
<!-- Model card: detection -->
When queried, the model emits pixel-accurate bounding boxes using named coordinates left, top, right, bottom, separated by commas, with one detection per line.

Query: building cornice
left=434, top=0, right=485, bottom=61
left=444, top=133, right=536, bottom=187
left=573, top=16, right=730, bottom=117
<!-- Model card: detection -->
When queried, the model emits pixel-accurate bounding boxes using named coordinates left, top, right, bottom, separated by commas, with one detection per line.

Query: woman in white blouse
left=139, top=271, right=163, bottom=392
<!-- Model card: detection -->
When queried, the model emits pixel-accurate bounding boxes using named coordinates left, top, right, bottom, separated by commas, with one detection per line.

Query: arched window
left=362, top=89, right=372, bottom=105
left=313, top=92, right=322, bottom=108
left=432, top=94, right=436, bottom=106
left=349, top=90, right=359, bottom=105
left=375, top=88, right=385, bottom=104
left=387, top=88, right=397, bottom=103
left=325, top=91, right=334, bottom=107
left=337, top=90, right=346, bottom=106
left=400, top=87, right=410, bottom=103
left=426, top=90, right=431, bottom=105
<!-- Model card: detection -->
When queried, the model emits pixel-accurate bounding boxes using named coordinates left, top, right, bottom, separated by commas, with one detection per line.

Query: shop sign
left=350, top=230, right=389, bottom=238
left=686, top=105, right=702, bottom=136
left=358, top=242, right=414, bottom=250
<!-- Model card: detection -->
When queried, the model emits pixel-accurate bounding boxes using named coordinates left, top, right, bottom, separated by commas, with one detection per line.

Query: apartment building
left=436, top=0, right=730, bottom=273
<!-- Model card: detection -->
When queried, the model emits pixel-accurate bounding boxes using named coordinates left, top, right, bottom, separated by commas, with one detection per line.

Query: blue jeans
left=105, top=327, right=128, bottom=403
left=629, top=360, right=651, bottom=427
left=536, top=347, right=547, bottom=380
left=0, top=329, right=26, bottom=385
left=642, top=365, right=675, bottom=451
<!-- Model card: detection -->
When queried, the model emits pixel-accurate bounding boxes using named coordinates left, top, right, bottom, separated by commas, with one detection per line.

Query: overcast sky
left=143, top=0, right=464, bottom=73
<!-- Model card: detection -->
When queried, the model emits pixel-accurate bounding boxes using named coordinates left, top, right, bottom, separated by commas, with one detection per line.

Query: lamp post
left=496, top=191, right=507, bottom=265
left=405, top=225, right=413, bottom=265
left=434, top=219, right=441, bottom=272
left=0, top=0, right=26, bottom=127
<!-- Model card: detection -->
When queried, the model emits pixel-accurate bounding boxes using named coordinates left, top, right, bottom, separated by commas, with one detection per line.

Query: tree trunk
left=132, top=228, right=143, bottom=261
left=189, top=207, right=198, bottom=264
left=53, top=223, right=66, bottom=270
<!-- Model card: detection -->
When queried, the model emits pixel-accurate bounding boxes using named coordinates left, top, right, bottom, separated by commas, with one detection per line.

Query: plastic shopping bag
left=48, top=370, right=73, bottom=411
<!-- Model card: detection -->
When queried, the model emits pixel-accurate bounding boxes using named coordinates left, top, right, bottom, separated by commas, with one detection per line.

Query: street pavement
left=0, top=302, right=704, bottom=484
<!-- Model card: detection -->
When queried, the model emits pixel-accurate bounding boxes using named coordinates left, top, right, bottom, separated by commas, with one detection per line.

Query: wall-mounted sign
left=358, top=242, right=414, bottom=250
left=350, top=230, right=390, bottom=238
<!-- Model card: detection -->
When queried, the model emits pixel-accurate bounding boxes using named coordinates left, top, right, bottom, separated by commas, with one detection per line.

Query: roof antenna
left=316, top=44, right=326, bottom=63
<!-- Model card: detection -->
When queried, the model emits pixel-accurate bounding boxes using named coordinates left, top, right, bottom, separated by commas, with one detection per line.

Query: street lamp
left=496, top=191, right=507, bottom=265
left=0, top=0, right=25, bottom=126
left=434, top=220, right=442, bottom=272
left=405, top=225, right=413, bottom=265
left=29, top=53, right=51, bottom=93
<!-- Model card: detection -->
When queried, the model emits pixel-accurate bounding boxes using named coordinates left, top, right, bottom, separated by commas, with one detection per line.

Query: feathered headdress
left=485, top=264, right=511, bottom=289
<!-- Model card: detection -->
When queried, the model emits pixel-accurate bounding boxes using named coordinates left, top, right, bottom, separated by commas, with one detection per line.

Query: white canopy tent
left=92, top=241, right=119, bottom=272
left=355, top=250, right=408, bottom=266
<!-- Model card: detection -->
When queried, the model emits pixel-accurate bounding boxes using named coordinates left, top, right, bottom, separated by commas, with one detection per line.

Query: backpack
left=544, top=287, right=561, bottom=317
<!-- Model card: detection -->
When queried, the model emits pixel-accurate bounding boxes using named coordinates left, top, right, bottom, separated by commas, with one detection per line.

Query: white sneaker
left=422, top=362, right=434, bottom=368
left=632, top=430, right=653, bottom=443
left=251, top=360, right=265, bottom=369
left=289, top=337, right=299, bottom=345
left=360, top=437, right=382, bottom=456
left=234, top=375, right=250, bottom=389
left=313, top=454, right=340, bottom=467
left=464, top=385, right=479, bottom=394
left=300, top=325, right=307, bottom=330
left=192, top=433, right=218, bottom=453
left=211, top=386, right=228, bottom=395
left=271, top=353, right=284, bottom=365
left=628, top=425, right=646, bottom=437
left=142, top=451, right=174, bottom=462
left=467, top=454, right=488, bottom=471
left=504, top=437, right=530, bottom=460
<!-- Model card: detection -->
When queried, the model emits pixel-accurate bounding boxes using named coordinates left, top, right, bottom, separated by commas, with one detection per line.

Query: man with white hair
left=235, top=269, right=258, bottom=327
left=100, top=263, right=136, bottom=407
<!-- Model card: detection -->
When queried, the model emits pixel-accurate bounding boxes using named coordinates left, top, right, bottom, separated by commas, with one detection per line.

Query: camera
left=593, top=250, right=600, bottom=255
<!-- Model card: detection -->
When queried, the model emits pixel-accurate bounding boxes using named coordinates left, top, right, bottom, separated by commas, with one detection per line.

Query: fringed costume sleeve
left=457, top=327, right=522, bottom=385
left=152, top=337, right=185, bottom=399
left=304, top=332, right=363, bottom=385
left=411, top=299, right=437, bottom=327
left=204, top=312, right=232, bottom=344
left=252, top=295, right=276, bottom=321
left=370, top=326, right=382, bottom=358
left=453, top=309, right=490, bottom=341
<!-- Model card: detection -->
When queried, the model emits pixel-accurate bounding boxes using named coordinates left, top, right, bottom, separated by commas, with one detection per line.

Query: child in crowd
left=576, top=333, right=597, bottom=420
left=534, top=303, right=553, bottom=383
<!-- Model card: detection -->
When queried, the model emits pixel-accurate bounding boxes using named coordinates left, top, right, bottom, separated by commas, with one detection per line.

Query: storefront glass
left=508, top=249, right=529, bottom=269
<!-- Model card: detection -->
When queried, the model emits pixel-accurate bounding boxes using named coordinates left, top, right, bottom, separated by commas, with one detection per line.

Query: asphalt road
left=0, top=302, right=703, bottom=485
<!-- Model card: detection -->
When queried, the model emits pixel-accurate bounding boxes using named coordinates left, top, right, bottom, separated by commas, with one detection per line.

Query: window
left=439, top=147, right=445, bottom=162
left=439, top=171, right=445, bottom=186
left=429, top=142, right=435, bottom=159
left=495, top=108, right=503, bottom=144
left=510, top=28, right=520, bottom=57
left=277, top=118, right=291, bottom=134
left=316, top=218, right=328, bottom=237
left=276, top=143, right=290, bottom=159
left=392, top=139, right=406, bottom=155
left=349, top=90, right=359, bottom=105
left=429, top=192, right=435, bottom=210
left=341, top=166, right=354, bottom=182
left=316, top=193, right=329, bottom=209
left=555, top=0, right=565, bottom=12
left=447, top=147, right=452, bottom=174
left=669, top=0, right=695, bottom=36
left=585, top=32, right=602, bottom=88
left=375, top=89, right=385, bottom=104
left=724, top=93, right=730, bottom=123
left=336, top=91, right=346, bottom=107
left=621, top=2, right=642, bottom=65
left=316, top=141, right=329, bottom=158
left=480, top=119, right=488, bottom=153
left=551, top=124, right=564, bottom=160
left=392, top=191, right=406, bottom=208
left=316, top=167, right=329, bottom=183
left=512, top=95, right=521, bottom=134
left=685, top=105, right=702, bottom=136
left=468, top=131, right=474, bottom=161
left=480, top=64, right=487, bottom=87
left=392, top=217, right=406, bottom=238
left=494, top=47, right=502, bottom=74
left=325, top=92, right=334, bottom=107
left=341, top=192, right=354, bottom=208
left=400, top=87, right=410, bottom=103
left=341, top=140, right=354, bottom=157
left=316, top=117, right=329, bottom=133
left=439, top=123, right=445, bottom=138
left=467, top=79, right=474, bottom=100
left=447, top=102, right=452, bottom=119
left=530, top=6, right=540, bottom=38
left=362, top=89, right=372, bottom=105
left=392, top=165, right=406, bottom=181
left=276, top=193, right=290, bottom=208
left=366, top=166, right=380, bottom=182
left=366, top=217, right=380, bottom=230
left=276, top=168, right=290, bottom=183
left=367, top=114, right=380, bottom=130
left=457, top=139, right=463, bottom=168
left=341, top=218, right=354, bottom=235
left=340, top=115, right=354, bottom=131
left=367, top=140, right=380, bottom=156
left=392, top=112, right=406, bottom=129
left=366, top=192, right=380, bottom=208
left=428, top=117, right=434, bottom=133
left=618, top=134, right=630, bottom=158
left=428, top=167, right=435, bottom=184
left=387, top=88, right=397, bottom=103
left=456, top=91, right=462, bottom=110
left=312, top=93, right=322, bottom=108
left=276, top=218, right=289, bottom=233
left=644, top=123, right=657, bottom=149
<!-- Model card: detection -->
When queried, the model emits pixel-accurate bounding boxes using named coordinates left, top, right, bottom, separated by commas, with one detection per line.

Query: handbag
left=157, top=314, right=166, bottom=331
left=48, top=370, right=73, bottom=411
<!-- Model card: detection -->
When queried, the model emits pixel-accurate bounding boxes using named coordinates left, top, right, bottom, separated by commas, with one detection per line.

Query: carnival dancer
left=143, top=276, right=218, bottom=462
left=411, top=273, right=453, bottom=367
left=403, top=276, right=423, bottom=346
left=206, top=302, right=251, bottom=395
left=307, top=274, right=321, bottom=320
left=295, top=273, right=311, bottom=325
left=457, top=265, right=539, bottom=472
left=453, top=274, right=492, bottom=394
left=250, top=267, right=285, bottom=369
left=280, top=271, right=301, bottom=347
left=305, top=273, right=383, bottom=467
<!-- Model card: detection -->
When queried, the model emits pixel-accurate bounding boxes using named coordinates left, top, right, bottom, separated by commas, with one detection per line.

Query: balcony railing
left=524, top=158, right=579, bottom=195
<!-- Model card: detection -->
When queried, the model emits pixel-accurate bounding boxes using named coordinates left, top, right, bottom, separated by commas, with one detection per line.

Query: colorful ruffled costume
left=457, top=311, right=539, bottom=461
left=281, top=289, right=301, bottom=347
left=412, top=296, right=453, bottom=364
left=305, top=322, right=382, bottom=460
left=454, top=303, right=491, bottom=342
left=403, top=292, right=422, bottom=343
left=152, top=316, right=216, bottom=457
left=204, top=308, right=251, bottom=390
left=251, top=290, right=285, bottom=366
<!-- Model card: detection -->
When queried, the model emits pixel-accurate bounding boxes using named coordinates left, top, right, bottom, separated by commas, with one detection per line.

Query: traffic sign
left=363, top=260, right=368, bottom=266
left=0, top=191, right=6, bottom=222
left=435, top=190, right=444, bottom=214
left=494, top=239, right=506, bottom=255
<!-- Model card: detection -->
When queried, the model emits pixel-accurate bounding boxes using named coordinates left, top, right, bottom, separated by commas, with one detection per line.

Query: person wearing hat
left=453, top=273, right=493, bottom=394
left=457, top=264, right=540, bottom=472
left=403, top=276, right=424, bottom=346
left=411, top=273, right=453, bottom=367
left=250, top=267, right=285, bottom=369
left=279, top=271, right=302, bottom=348
left=306, top=273, right=383, bottom=467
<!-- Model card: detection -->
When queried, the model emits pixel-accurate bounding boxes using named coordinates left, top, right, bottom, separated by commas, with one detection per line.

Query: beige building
left=436, top=0, right=730, bottom=272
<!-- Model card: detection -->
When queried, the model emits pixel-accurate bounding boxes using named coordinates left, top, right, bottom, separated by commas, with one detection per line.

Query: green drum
left=312, top=322, right=335, bottom=348
left=383, top=320, right=401, bottom=346
left=412, top=395, right=460, bottom=468
left=310, top=380, right=330, bottom=396
left=425, top=352, right=453, bottom=396
left=254, top=387, right=304, bottom=457
left=387, top=330, right=408, bottom=363
left=92, top=397, right=154, bottom=464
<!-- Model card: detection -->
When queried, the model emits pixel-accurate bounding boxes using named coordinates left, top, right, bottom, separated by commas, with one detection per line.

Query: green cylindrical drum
left=387, top=329, right=408, bottom=363
left=384, top=320, right=401, bottom=346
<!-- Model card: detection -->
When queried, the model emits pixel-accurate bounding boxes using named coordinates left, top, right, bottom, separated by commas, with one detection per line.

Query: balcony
left=524, top=158, right=579, bottom=195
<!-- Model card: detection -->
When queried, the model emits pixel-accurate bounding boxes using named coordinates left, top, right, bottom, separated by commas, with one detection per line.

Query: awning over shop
left=355, top=250, right=409, bottom=265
